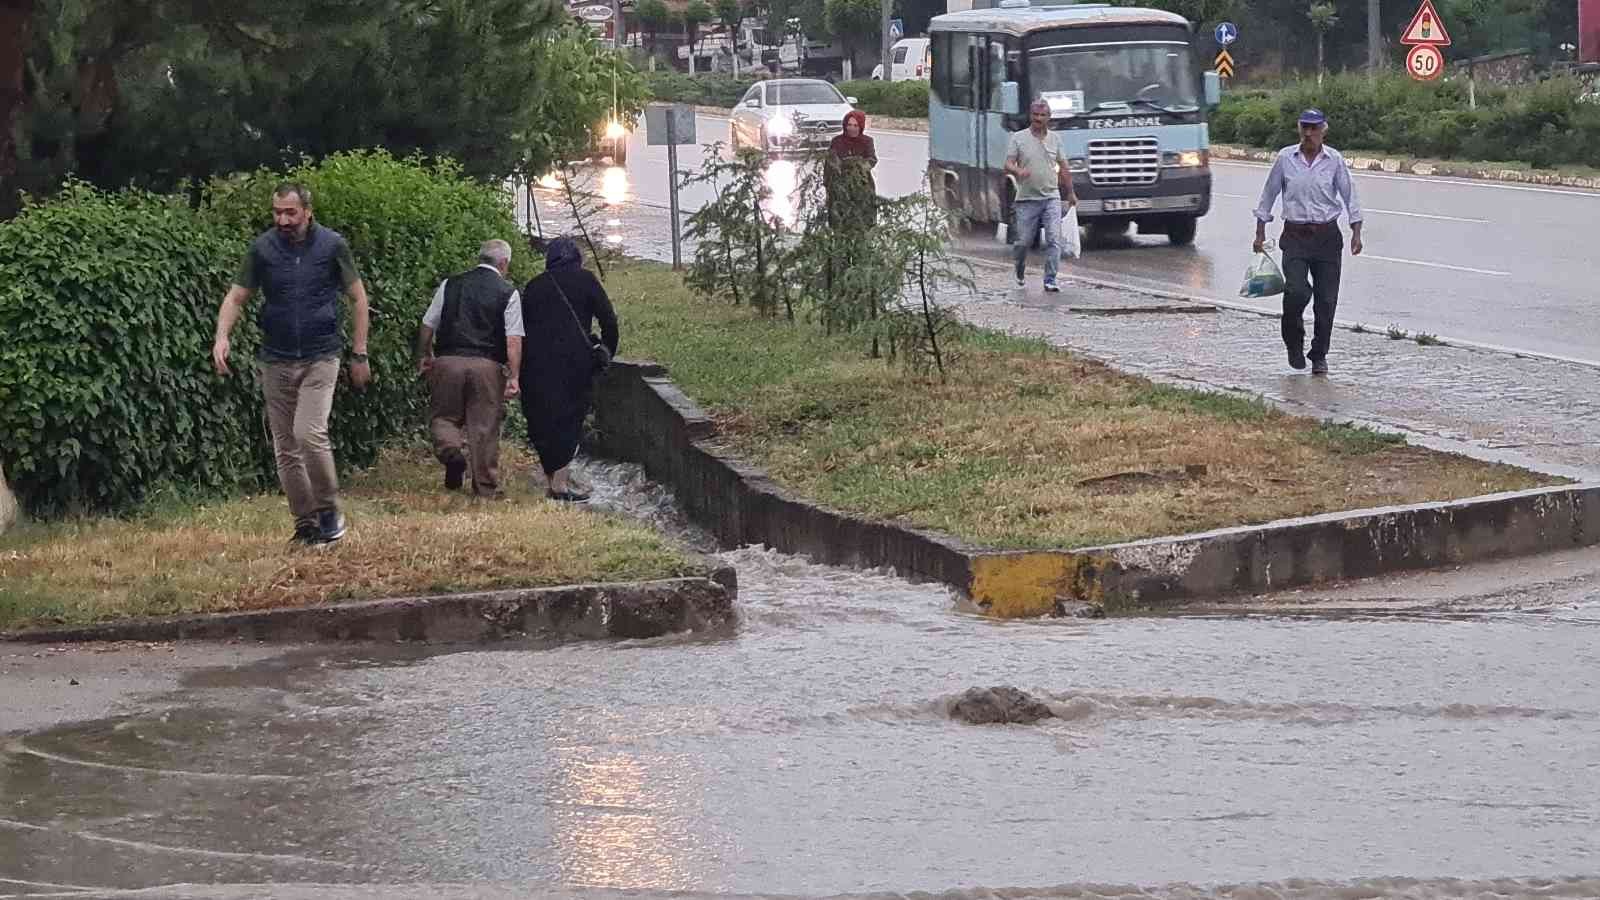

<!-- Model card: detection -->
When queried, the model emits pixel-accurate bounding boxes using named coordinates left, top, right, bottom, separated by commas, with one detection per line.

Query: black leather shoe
left=546, top=489, right=591, bottom=503
left=1311, top=359, right=1329, bottom=376
left=1287, top=346, right=1307, bottom=370
left=443, top=454, right=466, bottom=491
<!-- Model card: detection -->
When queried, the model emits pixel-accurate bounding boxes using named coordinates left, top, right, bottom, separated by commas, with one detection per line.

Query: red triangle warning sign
left=1400, top=0, right=1451, bottom=45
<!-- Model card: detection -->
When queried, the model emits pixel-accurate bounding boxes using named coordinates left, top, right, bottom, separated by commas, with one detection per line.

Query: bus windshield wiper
left=1088, top=98, right=1188, bottom=114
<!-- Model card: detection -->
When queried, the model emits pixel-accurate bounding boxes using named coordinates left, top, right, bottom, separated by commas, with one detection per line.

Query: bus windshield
left=1028, top=43, right=1200, bottom=113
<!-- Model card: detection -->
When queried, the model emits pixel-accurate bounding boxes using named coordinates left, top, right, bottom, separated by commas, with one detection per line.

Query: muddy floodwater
left=3, top=465, right=1599, bottom=898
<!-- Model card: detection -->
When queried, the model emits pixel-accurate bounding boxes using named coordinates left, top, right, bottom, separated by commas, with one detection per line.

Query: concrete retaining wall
left=2, top=573, right=739, bottom=644
left=591, top=361, right=1600, bottom=617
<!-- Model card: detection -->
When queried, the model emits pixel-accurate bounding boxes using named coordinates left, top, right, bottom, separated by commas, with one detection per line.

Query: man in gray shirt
left=1253, top=108, right=1365, bottom=375
left=1005, top=98, right=1079, bottom=293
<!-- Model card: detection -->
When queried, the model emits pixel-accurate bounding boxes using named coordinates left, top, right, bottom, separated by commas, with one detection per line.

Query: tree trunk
left=1317, top=34, right=1326, bottom=85
left=1367, top=0, right=1383, bottom=72
left=0, top=0, right=35, bottom=221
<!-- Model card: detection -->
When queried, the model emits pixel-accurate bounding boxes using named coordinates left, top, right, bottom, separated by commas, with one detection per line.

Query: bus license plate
left=1104, top=198, right=1154, bottom=212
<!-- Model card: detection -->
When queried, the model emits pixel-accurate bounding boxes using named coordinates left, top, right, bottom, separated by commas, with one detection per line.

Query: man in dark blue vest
left=415, top=240, right=524, bottom=497
left=211, top=182, right=372, bottom=545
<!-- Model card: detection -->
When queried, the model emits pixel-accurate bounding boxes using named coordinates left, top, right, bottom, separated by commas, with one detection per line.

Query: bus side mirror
left=1000, top=81, right=1021, bottom=115
left=1204, top=71, right=1221, bottom=108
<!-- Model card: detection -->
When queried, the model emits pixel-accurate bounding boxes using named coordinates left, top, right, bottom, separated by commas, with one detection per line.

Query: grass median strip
left=0, top=445, right=706, bottom=632
left=611, top=260, right=1555, bottom=551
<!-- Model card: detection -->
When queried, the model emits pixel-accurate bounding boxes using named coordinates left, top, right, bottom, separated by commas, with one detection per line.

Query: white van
left=870, top=37, right=932, bottom=81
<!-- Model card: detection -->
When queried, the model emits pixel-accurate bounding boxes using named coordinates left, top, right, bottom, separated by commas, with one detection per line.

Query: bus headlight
left=1067, top=156, right=1088, bottom=173
left=1162, top=150, right=1208, bottom=168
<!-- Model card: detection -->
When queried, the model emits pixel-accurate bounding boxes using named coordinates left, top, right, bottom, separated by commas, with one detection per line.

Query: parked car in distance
left=729, top=79, right=858, bottom=155
left=870, top=37, right=932, bottom=80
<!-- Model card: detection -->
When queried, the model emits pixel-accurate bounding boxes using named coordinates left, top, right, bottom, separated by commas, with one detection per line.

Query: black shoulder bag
left=548, top=273, right=611, bottom=374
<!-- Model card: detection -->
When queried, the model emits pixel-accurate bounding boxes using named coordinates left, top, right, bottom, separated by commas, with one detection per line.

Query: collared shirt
left=1253, top=144, right=1364, bottom=225
left=421, top=264, right=525, bottom=336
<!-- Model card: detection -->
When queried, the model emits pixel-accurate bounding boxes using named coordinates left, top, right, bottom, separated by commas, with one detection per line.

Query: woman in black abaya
left=518, top=238, right=619, bottom=502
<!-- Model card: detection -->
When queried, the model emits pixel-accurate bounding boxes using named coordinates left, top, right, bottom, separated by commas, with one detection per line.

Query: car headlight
left=766, top=116, right=794, bottom=138
left=1162, top=150, right=1208, bottom=167
left=604, top=120, right=627, bottom=140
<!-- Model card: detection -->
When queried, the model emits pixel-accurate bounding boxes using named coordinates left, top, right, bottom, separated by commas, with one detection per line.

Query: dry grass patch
left=0, top=444, right=705, bottom=631
left=613, top=260, right=1557, bottom=551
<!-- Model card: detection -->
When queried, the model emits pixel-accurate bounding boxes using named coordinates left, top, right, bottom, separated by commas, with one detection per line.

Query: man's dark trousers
left=1280, top=223, right=1343, bottom=362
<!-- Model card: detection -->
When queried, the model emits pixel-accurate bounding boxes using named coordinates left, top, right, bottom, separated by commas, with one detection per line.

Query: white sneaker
left=1014, top=274, right=1026, bottom=289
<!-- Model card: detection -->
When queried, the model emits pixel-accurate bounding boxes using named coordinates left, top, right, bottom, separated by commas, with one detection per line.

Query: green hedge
left=1211, top=74, right=1600, bottom=169
left=643, top=71, right=931, bottom=119
left=0, top=151, right=533, bottom=516
left=836, top=80, right=930, bottom=119
left=0, top=184, right=259, bottom=515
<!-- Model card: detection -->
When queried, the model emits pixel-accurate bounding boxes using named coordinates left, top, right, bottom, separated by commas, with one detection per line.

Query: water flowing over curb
left=590, top=360, right=1600, bottom=617
left=1, top=574, right=739, bottom=644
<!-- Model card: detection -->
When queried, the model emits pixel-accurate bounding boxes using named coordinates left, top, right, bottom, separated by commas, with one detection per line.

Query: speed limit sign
left=1406, top=44, right=1444, bottom=80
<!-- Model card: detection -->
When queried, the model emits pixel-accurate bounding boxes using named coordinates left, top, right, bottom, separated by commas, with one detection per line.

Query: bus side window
left=949, top=35, right=974, bottom=108
left=981, top=38, right=1005, bottom=110
left=931, top=33, right=951, bottom=105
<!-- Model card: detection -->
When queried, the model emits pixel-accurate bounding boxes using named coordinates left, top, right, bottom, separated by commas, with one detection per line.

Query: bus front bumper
left=1070, top=168, right=1213, bottom=219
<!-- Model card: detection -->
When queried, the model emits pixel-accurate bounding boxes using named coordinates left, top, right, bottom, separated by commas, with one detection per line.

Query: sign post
left=1399, top=0, right=1451, bottom=82
left=1213, top=22, right=1237, bottom=79
left=645, top=104, right=697, bottom=270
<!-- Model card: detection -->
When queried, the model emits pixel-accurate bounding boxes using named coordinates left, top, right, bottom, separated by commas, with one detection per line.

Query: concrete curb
left=590, top=360, right=1600, bottom=618
left=1210, top=143, right=1600, bottom=191
left=0, top=572, right=740, bottom=644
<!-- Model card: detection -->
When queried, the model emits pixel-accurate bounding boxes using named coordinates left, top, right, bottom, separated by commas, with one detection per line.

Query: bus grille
left=1088, top=138, right=1160, bottom=187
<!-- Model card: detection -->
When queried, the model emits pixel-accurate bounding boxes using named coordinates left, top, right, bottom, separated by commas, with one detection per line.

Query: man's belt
left=1282, top=219, right=1339, bottom=237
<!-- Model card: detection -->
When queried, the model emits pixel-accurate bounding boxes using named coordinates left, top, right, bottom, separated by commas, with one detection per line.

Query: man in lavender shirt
left=1252, top=108, right=1365, bottom=376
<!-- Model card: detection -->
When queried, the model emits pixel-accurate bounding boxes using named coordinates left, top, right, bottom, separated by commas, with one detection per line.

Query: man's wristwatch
left=350, top=352, right=369, bottom=364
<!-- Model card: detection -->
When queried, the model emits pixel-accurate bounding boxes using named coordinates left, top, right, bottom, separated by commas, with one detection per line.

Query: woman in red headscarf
left=825, top=109, right=878, bottom=229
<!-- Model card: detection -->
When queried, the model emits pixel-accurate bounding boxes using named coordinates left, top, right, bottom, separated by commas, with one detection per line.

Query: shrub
left=837, top=79, right=930, bottom=118
left=0, top=183, right=262, bottom=515
left=643, top=70, right=758, bottom=108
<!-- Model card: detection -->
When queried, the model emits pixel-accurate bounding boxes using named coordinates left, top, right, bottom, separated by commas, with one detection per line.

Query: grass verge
left=0, top=444, right=707, bottom=632
left=608, top=260, right=1556, bottom=551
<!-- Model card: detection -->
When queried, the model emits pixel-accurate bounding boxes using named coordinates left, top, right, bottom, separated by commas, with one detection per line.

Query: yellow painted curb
left=968, top=552, right=1117, bottom=618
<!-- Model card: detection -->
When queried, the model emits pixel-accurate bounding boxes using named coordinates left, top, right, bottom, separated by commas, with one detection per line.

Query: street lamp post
left=880, top=0, right=893, bottom=83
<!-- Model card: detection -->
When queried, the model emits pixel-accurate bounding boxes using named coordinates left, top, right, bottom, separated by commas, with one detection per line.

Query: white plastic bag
left=1239, top=248, right=1286, bottom=298
left=1061, top=204, right=1082, bottom=259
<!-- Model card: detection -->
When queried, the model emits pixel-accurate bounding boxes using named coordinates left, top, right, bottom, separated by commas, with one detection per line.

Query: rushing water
left=2, top=461, right=1598, bottom=898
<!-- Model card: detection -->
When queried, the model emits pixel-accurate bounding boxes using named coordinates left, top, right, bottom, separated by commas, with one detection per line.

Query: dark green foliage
left=644, top=70, right=760, bottom=108
left=836, top=80, right=930, bottom=118
left=1212, top=74, right=1600, bottom=168
left=0, top=183, right=260, bottom=515
left=1, top=152, right=531, bottom=516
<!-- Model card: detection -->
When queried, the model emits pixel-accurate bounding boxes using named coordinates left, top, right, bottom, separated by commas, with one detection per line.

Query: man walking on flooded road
left=1006, top=98, right=1078, bottom=293
left=1253, top=108, right=1364, bottom=376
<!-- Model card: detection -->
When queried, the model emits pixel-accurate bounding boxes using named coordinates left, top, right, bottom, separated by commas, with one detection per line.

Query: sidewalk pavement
left=534, top=196, right=1600, bottom=484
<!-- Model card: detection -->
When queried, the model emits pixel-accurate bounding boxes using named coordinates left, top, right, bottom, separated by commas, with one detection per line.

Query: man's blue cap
left=1298, top=108, right=1328, bottom=125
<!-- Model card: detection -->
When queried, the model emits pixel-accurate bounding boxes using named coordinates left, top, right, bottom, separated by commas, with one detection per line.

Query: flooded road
left=4, top=465, right=1600, bottom=898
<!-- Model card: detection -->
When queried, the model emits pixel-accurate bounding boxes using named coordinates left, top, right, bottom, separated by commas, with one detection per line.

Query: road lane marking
left=1214, top=192, right=1488, bottom=223
left=1358, top=254, right=1509, bottom=276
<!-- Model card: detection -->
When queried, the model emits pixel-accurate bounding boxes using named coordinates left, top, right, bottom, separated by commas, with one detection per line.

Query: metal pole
left=668, top=113, right=683, bottom=271
left=1367, top=0, right=1382, bottom=72
left=880, top=0, right=893, bottom=83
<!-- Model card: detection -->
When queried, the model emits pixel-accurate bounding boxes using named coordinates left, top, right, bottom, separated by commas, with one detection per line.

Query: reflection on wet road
left=579, top=115, right=1600, bottom=362
left=3, top=465, right=1600, bottom=897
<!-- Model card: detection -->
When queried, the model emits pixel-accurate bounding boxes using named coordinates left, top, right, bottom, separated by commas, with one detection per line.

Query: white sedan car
left=729, top=79, right=858, bottom=156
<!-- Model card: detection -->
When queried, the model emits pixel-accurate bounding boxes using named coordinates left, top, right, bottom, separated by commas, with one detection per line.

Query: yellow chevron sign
left=1214, top=49, right=1235, bottom=78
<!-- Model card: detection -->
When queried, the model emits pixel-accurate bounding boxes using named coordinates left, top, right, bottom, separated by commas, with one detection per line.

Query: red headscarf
left=831, top=110, right=874, bottom=160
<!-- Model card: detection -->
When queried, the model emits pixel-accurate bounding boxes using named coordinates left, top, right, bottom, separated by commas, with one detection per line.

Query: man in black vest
left=212, top=182, right=372, bottom=546
left=416, top=240, right=524, bottom=497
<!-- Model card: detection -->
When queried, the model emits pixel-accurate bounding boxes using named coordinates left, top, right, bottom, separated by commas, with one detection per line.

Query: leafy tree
left=520, top=22, right=650, bottom=180
left=683, top=0, right=714, bottom=53
left=1308, top=1, right=1340, bottom=84
left=824, top=0, right=879, bottom=74
left=714, top=0, right=748, bottom=62
left=637, top=0, right=672, bottom=56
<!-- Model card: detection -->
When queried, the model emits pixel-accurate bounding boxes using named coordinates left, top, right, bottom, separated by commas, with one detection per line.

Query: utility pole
left=1367, top=0, right=1382, bottom=71
left=880, top=0, right=893, bottom=83
left=613, top=0, right=626, bottom=48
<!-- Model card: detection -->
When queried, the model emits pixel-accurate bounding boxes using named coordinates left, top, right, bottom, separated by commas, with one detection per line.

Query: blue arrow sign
left=1215, top=21, right=1238, bottom=45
